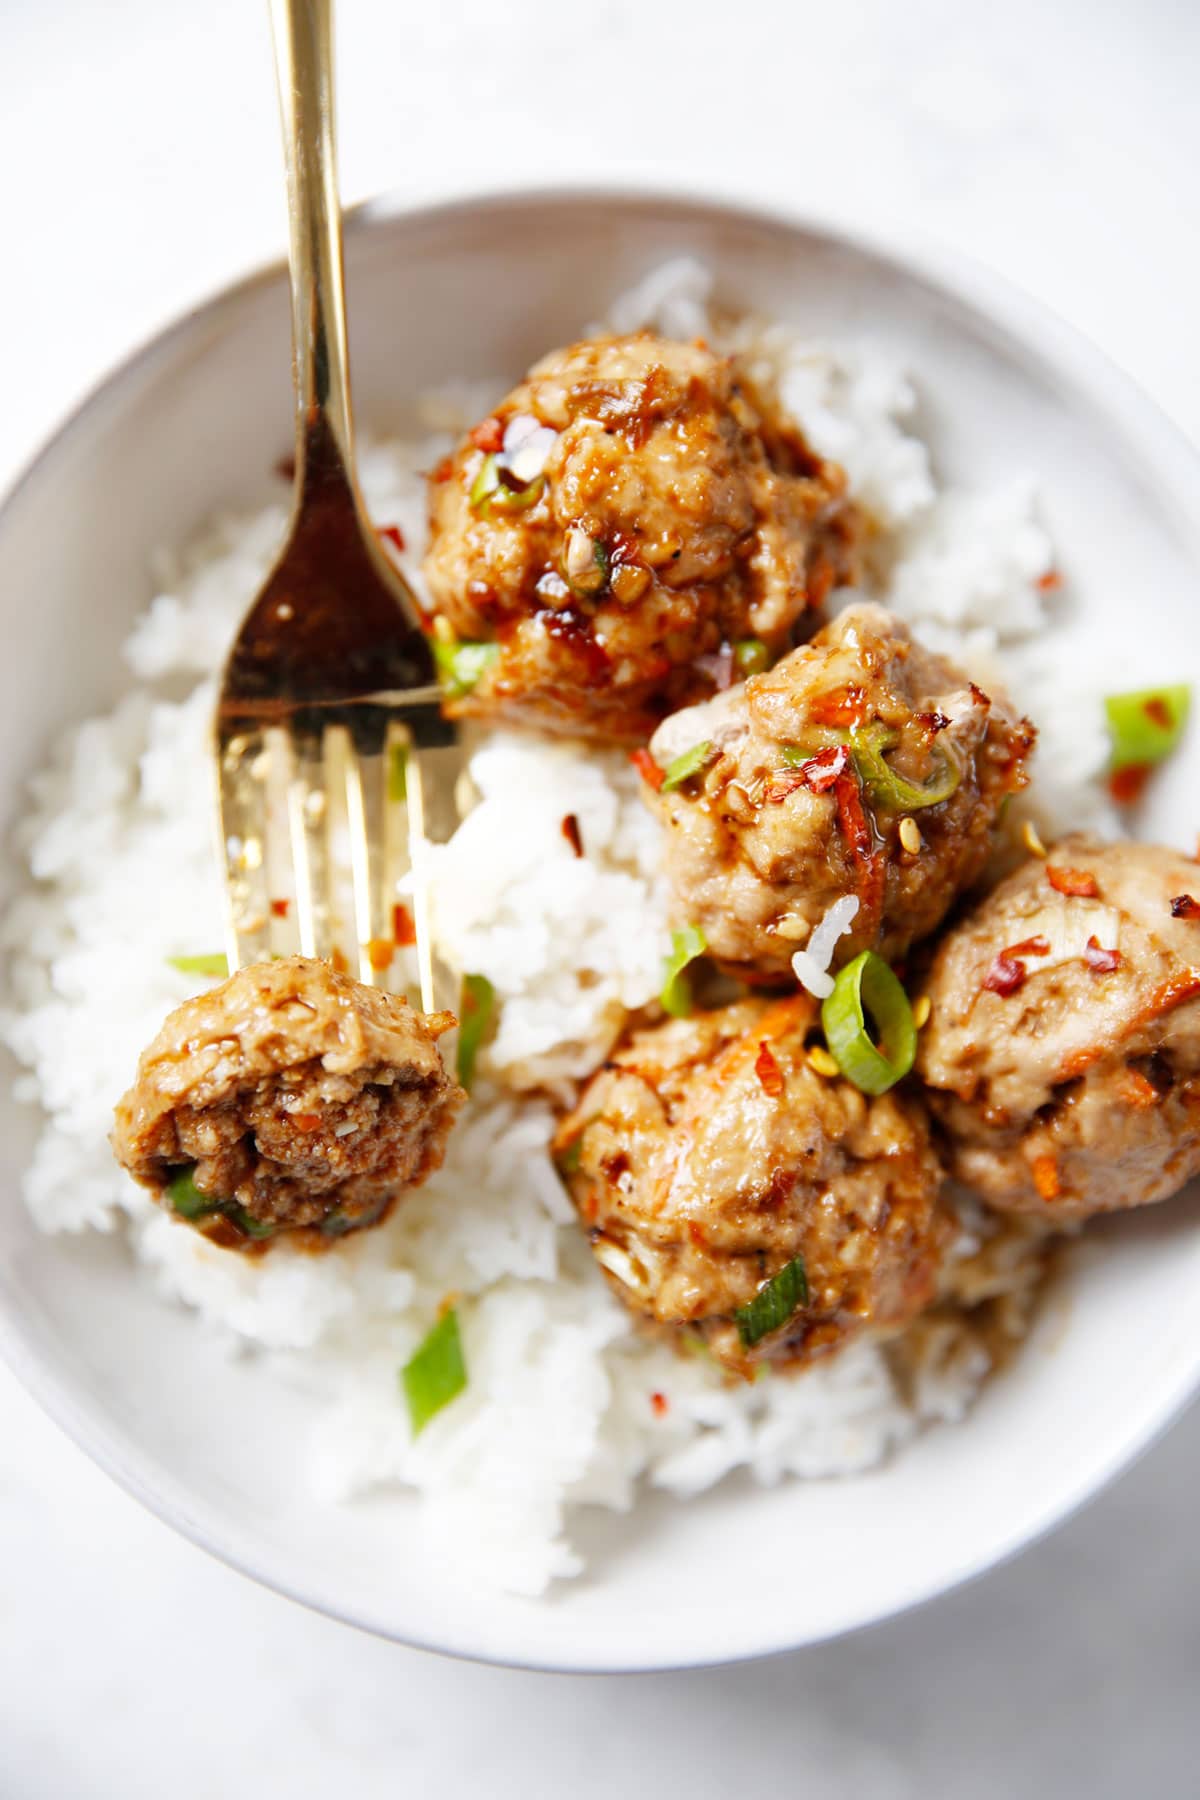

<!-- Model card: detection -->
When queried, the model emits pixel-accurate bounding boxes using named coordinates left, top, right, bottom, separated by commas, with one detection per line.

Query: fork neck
left=270, top=0, right=357, bottom=499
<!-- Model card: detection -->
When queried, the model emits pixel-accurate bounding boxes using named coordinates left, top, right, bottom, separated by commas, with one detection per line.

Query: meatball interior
left=554, top=994, right=949, bottom=1374
left=112, top=957, right=463, bottom=1253
left=917, top=835, right=1200, bottom=1218
left=644, top=602, right=1034, bottom=980
left=422, top=332, right=859, bottom=743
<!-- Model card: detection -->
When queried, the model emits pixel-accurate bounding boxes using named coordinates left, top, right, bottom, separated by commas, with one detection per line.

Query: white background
left=2, top=1, right=1198, bottom=1793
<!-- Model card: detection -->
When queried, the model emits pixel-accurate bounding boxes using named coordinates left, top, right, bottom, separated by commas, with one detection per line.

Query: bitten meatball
left=642, top=603, right=1034, bottom=980
left=553, top=995, right=949, bottom=1374
left=112, top=957, right=463, bottom=1253
left=917, top=836, right=1200, bottom=1219
left=422, top=332, right=859, bottom=743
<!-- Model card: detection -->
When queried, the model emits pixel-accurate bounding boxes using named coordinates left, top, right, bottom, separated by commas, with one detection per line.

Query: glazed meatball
left=112, top=957, right=463, bottom=1252
left=554, top=995, right=949, bottom=1374
left=917, top=836, right=1200, bottom=1219
left=422, top=333, right=859, bottom=743
left=643, top=603, right=1033, bottom=980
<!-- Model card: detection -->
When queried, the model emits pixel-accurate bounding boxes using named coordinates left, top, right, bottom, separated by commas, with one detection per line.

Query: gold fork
left=215, top=0, right=461, bottom=1007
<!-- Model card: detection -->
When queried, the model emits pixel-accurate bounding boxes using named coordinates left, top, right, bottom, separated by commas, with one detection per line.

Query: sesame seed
left=1022, top=819, right=1048, bottom=858
left=899, top=816, right=922, bottom=855
left=807, top=1044, right=841, bottom=1078
left=912, top=994, right=932, bottom=1029
left=431, top=613, right=455, bottom=644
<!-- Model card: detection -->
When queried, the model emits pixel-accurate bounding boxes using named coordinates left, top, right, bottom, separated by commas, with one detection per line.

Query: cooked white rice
left=0, top=261, right=1100, bottom=1595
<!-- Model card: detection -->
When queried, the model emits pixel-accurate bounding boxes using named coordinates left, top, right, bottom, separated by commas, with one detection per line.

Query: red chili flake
left=915, top=710, right=951, bottom=737
left=367, top=938, right=394, bottom=973
left=809, top=684, right=867, bottom=728
left=1170, top=894, right=1200, bottom=921
left=561, top=813, right=584, bottom=858
left=274, top=453, right=296, bottom=484
left=686, top=1220, right=707, bottom=1247
left=1084, top=936, right=1121, bottom=974
left=1110, top=763, right=1151, bottom=805
left=429, top=456, right=454, bottom=485
left=1031, top=1154, right=1061, bottom=1201
left=469, top=416, right=505, bottom=453
left=392, top=902, right=417, bottom=947
left=1004, top=935, right=1051, bottom=959
left=796, top=743, right=850, bottom=794
left=1120, top=1069, right=1159, bottom=1109
left=630, top=748, right=665, bottom=791
left=1036, top=569, right=1062, bottom=593
left=650, top=1391, right=670, bottom=1418
left=378, top=523, right=406, bottom=554
left=833, top=770, right=873, bottom=867
left=1047, top=866, right=1099, bottom=898
left=1143, top=696, right=1173, bottom=731
left=583, top=1192, right=599, bottom=1224
left=269, top=897, right=290, bottom=918
left=292, top=1113, right=322, bottom=1134
left=754, top=1041, right=785, bottom=1098
left=983, top=953, right=1027, bottom=997
left=330, top=947, right=349, bottom=974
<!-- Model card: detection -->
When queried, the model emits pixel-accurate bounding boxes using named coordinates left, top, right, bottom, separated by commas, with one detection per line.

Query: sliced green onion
left=735, top=1257, right=809, bottom=1348
left=1105, top=685, right=1191, bottom=771
left=821, top=950, right=916, bottom=1095
left=388, top=743, right=409, bottom=803
left=468, top=453, right=502, bottom=511
left=166, top=1165, right=216, bottom=1220
left=401, top=1308, right=468, bottom=1436
left=660, top=924, right=707, bottom=1018
left=221, top=1203, right=277, bottom=1241
left=319, top=1195, right=391, bottom=1239
left=167, top=953, right=229, bottom=979
left=434, top=638, right=500, bottom=700
left=554, top=1132, right=584, bottom=1177
left=660, top=740, right=717, bottom=793
left=457, top=973, right=497, bottom=1089
left=850, top=726, right=960, bottom=811
left=468, top=452, right=543, bottom=516
left=733, top=637, right=770, bottom=677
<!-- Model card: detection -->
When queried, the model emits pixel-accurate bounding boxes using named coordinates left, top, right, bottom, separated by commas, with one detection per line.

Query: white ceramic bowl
left=3, top=187, right=1200, bottom=1673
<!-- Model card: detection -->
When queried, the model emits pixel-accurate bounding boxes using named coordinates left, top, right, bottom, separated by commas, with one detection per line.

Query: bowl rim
left=3, top=177, right=1200, bottom=1674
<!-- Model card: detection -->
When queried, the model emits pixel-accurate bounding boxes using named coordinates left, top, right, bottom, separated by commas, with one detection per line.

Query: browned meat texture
left=554, top=995, right=949, bottom=1374
left=643, top=603, right=1033, bottom=980
left=422, top=333, right=859, bottom=743
left=112, top=957, right=464, bottom=1253
left=916, top=836, right=1200, bottom=1219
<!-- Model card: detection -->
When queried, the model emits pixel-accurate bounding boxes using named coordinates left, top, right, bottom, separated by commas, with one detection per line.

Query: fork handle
left=269, top=0, right=355, bottom=485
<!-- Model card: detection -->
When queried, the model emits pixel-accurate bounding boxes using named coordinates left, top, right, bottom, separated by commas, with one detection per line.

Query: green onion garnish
left=434, top=638, right=500, bottom=700
left=165, top=1169, right=274, bottom=1239
left=733, top=637, right=770, bottom=677
left=222, top=1204, right=277, bottom=1241
left=402, top=1309, right=468, bottom=1436
left=735, top=1257, right=809, bottom=1348
left=850, top=725, right=960, bottom=811
left=457, top=973, right=497, bottom=1088
left=554, top=1132, right=584, bottom=1177
left=660, top=924, right=707, bottom=1018
left=468, top=452, right=544, bottom=517
left=1105, top=685, right=1190, bottom=772
left=821, top=950, right=916, bottom=1095
left=167, top=954, right=229, bottom=979
left=388, top=743, right=409, bottom=803
left=166, top=1165, right=216, bottom=1220
left=660, top=740, right=717, bottom=793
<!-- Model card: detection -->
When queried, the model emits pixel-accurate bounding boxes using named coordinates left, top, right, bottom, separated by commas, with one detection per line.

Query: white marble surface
left=2, top=0, right=1198, bottom=1792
